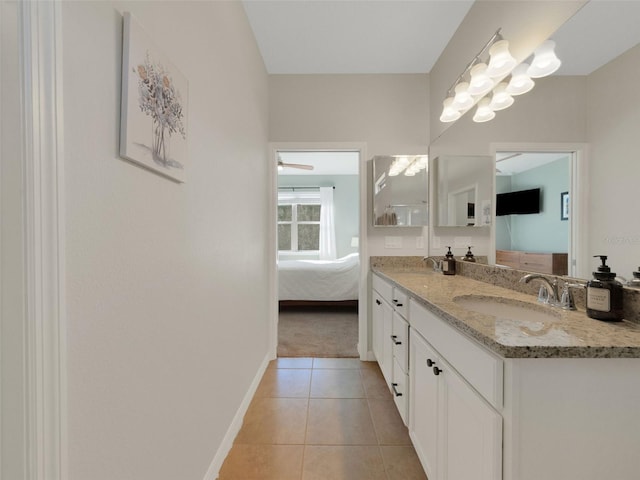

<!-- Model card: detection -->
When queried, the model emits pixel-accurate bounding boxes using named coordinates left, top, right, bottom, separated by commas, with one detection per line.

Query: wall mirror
left=372, top=155, right=429, bottom=227
left=435, top=155, right=493, bottom=227
left=494, top=151, right=573, bottom=275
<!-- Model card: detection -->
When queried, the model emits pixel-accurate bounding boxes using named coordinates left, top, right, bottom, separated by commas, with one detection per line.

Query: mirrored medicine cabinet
left=372, top=155, right=429, bottom=227
left=435, top=155, right=493, bottom=227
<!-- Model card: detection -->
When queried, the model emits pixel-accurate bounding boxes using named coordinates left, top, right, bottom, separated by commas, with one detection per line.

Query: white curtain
left=319, top=187, right=337, bottom=260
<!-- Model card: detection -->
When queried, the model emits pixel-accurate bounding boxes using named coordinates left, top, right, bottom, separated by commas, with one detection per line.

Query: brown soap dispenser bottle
left=442, top=246, right=456, bottom=275
left=586, top=255, right=624, bottom=321
left=462, top=246, right=476, bottom=262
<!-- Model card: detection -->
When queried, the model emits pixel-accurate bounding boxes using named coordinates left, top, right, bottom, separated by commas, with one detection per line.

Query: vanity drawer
left=372, top=274, right=393, bottom=303
left=410, top=300, right=503, bottom=410
left=391, top=288, right=408, bottom=319
left=392, top=311, right=409, bottom=373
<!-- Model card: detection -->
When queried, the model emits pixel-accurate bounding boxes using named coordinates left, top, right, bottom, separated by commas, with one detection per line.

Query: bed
left=278, top=253, right=360, bottom=305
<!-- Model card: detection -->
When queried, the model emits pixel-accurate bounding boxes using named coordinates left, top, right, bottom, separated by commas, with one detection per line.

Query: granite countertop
left=373, top=267, right=640, bottom=359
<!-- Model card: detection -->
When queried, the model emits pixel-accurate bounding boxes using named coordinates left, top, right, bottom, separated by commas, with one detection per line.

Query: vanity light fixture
left=489, top=82, right=514, bottom=111
left=388, top=155, right=428, bottom=177
left=473, top=98, right=496, bottom=123
left=527, top=40, right=562, bottom=78
left=439, top=29, right=561, bottom=125
left=506, top=63, right=535, bottom=95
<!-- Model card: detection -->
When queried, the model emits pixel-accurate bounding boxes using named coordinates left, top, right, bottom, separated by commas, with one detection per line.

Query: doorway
left=270, top=145, right=367, bottom=359
left=491, top=144, right=587, bottom=278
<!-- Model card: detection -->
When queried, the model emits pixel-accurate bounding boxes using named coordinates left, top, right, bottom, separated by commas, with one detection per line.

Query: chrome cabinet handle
left=392, top=383, right=403, bottom=397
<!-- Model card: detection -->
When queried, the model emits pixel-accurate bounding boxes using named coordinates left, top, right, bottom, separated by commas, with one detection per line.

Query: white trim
left=202, top=352, right=271, bottom=480
left=489, top=142, right=588, bottom=277
left=269, top=142, right=369, bottom=360
left=21, top=2, right=66, bottom=479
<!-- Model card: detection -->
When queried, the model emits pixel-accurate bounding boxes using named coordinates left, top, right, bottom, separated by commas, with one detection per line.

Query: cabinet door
left=372, top=289, right=392, bottom=385
left=409, top=329, right=439, bottom=480
left=381, top=298, right=393, bottom=387
left=439, top=363, right=502, bottom=480
left=372, top=292, right=384, bottom=362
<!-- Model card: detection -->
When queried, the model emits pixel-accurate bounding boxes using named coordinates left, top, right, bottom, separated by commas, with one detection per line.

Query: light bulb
left=527, top=40, right=561, bottom=78
left=451, top=82, right=473, bottom=111
left=486, top=39, right=517, bottom=78
left=489, top=82, right=514, bottom=111
left=468, top=63, right=494, bottom=96
left=506, top=63, right=535, bottom=95
left=440, top=97, right=461, bottom=123
left=473, top=98, right=495, bottom=123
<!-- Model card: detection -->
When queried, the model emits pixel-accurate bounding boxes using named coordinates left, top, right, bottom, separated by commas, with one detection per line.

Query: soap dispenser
left=628, top=267, right=640, bottom=289
left=586, top=255, right=624, bottom=321
left=462, top=246, right=476, bottom=263
left=442, top=246, right=456, bottom=276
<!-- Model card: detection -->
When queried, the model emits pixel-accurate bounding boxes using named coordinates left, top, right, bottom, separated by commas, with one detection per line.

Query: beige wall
left=269, top=74, right=430, bottom=256
left=62, top=2, right=269, bottom=479
left=586, top=43, right=640, bottom=277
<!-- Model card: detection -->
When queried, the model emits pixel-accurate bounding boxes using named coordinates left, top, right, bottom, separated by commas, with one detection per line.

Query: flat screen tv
left=496, top=188, right=541, bottom=216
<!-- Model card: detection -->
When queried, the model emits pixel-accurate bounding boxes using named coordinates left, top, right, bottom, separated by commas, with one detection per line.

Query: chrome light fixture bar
left=440, top=29, right=561, bottom=124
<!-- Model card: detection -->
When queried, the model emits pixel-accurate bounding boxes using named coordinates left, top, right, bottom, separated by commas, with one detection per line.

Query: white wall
left=62, top=2, right=269, bottom=479
left=586, top=43, right=640, bottom=278
left=269, top=74, right=430, bottom=256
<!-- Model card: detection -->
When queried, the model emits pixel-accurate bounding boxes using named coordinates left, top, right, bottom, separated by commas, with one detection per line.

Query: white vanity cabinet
left=409, top=300, right=502, bottom=480
left=372, top=274, right=410, bottom=423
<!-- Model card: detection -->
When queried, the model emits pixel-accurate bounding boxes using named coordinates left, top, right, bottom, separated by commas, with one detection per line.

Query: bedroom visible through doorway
left=276, top=150, right=360, bottom=358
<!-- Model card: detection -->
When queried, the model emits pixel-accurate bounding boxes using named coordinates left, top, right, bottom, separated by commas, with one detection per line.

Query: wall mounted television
left=496, top=188, right=541, bottom=216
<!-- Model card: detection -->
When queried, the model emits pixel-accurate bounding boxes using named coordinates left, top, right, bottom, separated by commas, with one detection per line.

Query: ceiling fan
left=277, top=155, right=314, bottom=171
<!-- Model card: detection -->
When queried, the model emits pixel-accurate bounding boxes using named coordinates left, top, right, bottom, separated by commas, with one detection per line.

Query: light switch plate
left=384, top=236, right=403, bottom=249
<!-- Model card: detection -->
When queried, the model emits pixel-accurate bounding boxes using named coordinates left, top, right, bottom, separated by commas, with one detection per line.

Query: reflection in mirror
left=372, top=155, right=428, bottom=227
left=495, top=151, right=571, bottom=275
left=436, top=155, right=493, bottom=227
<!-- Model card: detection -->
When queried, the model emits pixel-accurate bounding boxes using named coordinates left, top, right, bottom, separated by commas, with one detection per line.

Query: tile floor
left=218, top=357, right=428, bottom=480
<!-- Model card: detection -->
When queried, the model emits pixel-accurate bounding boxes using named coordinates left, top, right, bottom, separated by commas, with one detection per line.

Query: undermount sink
left=453, top=295, right=560, bottom=323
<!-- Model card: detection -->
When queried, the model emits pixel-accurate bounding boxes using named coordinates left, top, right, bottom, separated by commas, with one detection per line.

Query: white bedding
left=278, top=253, right=360, bottom=301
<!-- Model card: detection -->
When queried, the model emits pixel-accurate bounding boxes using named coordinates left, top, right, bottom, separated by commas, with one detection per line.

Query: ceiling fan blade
left=278, top=161, right=314, bottom=170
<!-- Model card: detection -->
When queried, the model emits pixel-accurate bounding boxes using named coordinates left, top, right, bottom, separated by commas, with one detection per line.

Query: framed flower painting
left=120, top=12, right=188, bottom=182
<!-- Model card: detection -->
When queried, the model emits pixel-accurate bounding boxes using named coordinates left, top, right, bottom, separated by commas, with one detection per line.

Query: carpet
left=277, top=309, right=359, bottom=358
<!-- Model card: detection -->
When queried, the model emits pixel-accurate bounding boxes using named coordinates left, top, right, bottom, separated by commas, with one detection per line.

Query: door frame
left=0, top=3, right=67, bottom=479
left=268, top=142, right=369, bottom=360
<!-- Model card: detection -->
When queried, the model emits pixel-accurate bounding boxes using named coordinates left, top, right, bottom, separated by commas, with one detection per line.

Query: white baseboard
left=202, top=352, right=272, bottom=480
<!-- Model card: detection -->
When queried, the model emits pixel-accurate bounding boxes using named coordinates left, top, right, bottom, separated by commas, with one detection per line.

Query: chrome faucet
left=423, top=256, right=442, bottom=273
left=519, top=274, right=559, bottom=305
left=520, top=274, right=586, bottom=310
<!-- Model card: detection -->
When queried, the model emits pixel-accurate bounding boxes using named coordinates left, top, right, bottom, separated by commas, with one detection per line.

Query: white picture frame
left=120, top=12, right=188, bottom=182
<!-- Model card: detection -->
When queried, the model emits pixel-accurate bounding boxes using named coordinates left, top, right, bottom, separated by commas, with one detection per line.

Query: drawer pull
left=376, top=299, right=381, bottom=305
left=390, top=334, right=402, bottom=345
left=392, top=383, right=403, bottom=397
left=433, top=366, right=442, bottom=376
left=392, top=299, right=403, bottom=307
left=426, top=358, right=435, bottom=367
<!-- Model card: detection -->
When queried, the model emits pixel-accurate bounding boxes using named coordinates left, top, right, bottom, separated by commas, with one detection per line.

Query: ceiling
left=496, top=152, right=569, bottom=176
left=242, top=0, right=640, bottom=76
left=278, top=151, right=360, bottom=175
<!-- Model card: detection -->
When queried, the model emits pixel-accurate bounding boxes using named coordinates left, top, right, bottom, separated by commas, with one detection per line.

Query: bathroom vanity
left=371, top=264, right=640, bottom=480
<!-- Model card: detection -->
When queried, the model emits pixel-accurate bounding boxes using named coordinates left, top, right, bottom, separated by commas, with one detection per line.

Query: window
left=278, top=192, right=321, bottom=252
